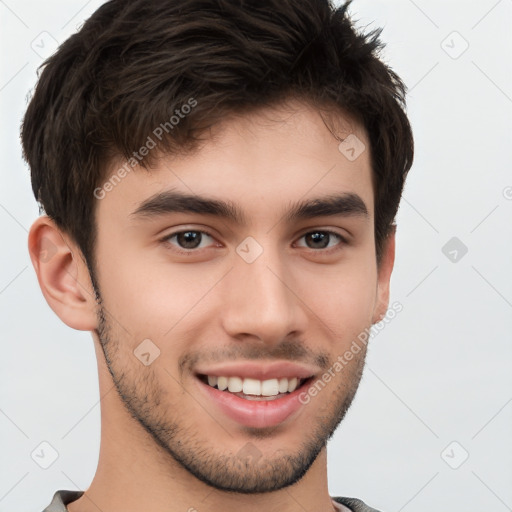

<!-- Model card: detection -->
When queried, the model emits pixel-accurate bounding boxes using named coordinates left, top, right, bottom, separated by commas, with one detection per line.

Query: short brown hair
left=21, top=0, right=413, bottom=271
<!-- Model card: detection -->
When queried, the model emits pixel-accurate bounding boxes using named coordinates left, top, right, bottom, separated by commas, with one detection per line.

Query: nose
left=220, top=243, right=308, bottom=345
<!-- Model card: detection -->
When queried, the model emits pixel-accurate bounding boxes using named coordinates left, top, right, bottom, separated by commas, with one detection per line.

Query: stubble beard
left=94, top=296, right=366, bottom=494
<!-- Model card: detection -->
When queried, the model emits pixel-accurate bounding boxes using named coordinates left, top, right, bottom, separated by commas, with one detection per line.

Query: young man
left=22, top=0, right=413, bottom=510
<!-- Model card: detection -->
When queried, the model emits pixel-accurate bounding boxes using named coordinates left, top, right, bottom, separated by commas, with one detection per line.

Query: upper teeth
left=206, top=375, right=302, bottom=396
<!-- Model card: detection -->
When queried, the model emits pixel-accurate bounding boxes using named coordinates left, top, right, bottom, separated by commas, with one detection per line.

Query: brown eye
left=163, top=230, right=216, bottom=251
left=296, top=230, right=346, bottom=251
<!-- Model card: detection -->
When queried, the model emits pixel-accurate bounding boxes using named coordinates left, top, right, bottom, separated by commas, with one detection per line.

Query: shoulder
left=332, top=496, right=383, bottom=512
left=42, top=490, right=84, bottom=512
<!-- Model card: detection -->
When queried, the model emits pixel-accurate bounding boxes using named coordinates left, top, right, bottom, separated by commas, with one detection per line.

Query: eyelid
left=159, top=227, right=219, bottom=250
left=295, top=227, right=349, bottom=242
left=160, top=226, right=349, bottom=254
left=293, top=229, right=348, bottom=252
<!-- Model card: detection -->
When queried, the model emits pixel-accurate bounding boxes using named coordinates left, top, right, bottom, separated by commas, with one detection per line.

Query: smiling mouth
left=197, top=374, right=313, bottom=401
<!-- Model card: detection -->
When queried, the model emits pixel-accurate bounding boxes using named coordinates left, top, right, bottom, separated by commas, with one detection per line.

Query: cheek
left=297, top=257, right=377, bottom=347
left=96, top=225, right=378, bottom=343
left=299, top=254, right=377, bottom=310
left=96, top=244, right=217, bottom=340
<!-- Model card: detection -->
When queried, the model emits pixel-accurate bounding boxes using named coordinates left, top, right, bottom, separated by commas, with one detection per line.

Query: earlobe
left=372, top=228, right=396, bottom=324
left=28, top=216, right=98, bottom=331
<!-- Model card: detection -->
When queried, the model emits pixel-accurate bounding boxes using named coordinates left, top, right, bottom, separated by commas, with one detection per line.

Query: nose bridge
left=221, top=239, right=305, bottom=342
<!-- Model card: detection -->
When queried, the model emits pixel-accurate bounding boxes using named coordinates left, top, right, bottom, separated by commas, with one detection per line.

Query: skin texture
left=29, top=99, right=395, bottom=512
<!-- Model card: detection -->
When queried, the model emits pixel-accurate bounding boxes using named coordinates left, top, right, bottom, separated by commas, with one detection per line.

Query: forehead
left=96, top=100, right=374, bottom=225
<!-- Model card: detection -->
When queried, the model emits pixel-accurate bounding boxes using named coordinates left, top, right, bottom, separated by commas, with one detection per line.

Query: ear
left=371, top=227, right=396, bottom=324
left=28, top=215, right=98, bottom=331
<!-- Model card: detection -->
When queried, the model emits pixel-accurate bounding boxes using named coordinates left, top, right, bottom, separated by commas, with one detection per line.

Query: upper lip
left=194, top=361, right=318, bottom=380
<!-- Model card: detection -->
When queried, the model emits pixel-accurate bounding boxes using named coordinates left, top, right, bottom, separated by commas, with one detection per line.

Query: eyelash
left=160, top=228, right=348, bottom=255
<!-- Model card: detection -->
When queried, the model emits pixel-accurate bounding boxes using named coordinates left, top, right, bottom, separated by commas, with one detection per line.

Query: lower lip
left=196, top=376, right=312, bottom=428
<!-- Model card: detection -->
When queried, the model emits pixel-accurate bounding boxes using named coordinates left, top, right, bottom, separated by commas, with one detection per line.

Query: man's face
left=91, top=101, right=389, bottom=493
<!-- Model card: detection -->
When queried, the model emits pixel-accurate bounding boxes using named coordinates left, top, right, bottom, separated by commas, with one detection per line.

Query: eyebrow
left=131, top=190, right=369, bottom=224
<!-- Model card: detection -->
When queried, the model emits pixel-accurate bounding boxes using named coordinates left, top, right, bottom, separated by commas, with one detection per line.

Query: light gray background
left=1, top=1, right=511, bottom=511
